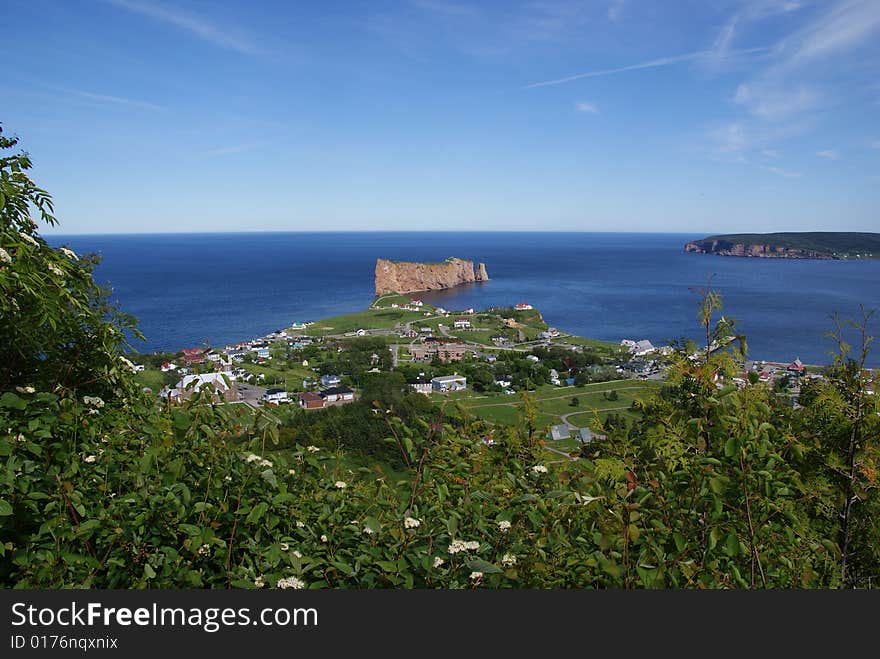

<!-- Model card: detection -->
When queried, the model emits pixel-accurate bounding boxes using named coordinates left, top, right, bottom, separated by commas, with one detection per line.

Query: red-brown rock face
left=375, top=258, right=489, bottom=296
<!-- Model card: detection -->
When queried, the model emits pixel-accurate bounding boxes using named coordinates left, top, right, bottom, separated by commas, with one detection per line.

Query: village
left=131, top=296, right=836, bottom=453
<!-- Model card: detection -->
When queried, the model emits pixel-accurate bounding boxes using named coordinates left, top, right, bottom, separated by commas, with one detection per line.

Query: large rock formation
left=684, top=239, right=835, bottom=259
left=375, top=257, right=489, bottom=296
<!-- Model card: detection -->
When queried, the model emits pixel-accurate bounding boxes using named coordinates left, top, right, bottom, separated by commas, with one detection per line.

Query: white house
left=526, top=355, right=540, bottom=362
left=431, top=374, right=467, bottom=392
left=494, top=378, right=512, bottom=388
left=454, top=318, right=471, bottom=330
left=320, top=374, right=342, bottom=387
left=263, top=388, right=289, bottom=404
left=633, top=340, right=655, bottom=356
left=549, top=369, right=561, bottom=385
left=514, top=303, right=533, bottom=311
left=407, top=379, right=432, bottom=395
left=548, top=425, right=570, bottom=441
left=320, top=386, right=355, bottom=404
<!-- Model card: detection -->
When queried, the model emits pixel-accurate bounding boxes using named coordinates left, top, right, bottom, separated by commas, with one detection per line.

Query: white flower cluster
left=363, top=526, right=375, bottom=535
left=447, top=540, right=480, bottom=555
left=47, top=264, right=64, bottom=277
left=19, top=232, right=39, bottom=247
left=501, top=553, right=517, bottom=567
left=0, top=247, right=11, bottom=264
left=197, top=544, right=210, bottom=556
left=59, top=247, right=78, bottom=261
left=83, top=396, right=105, bottom=408
left=243, top=453, right=273, bottom=468
left=404, top=517, right=421, bottom=530
left=15, top=386, right=35, bottom=394
left=288, top=469, right=296, bottom=476
left=293, top=550, right=303, bottom=559
left=254, top=576, right=265, bottom=588
left=469, top=571, right=483, bottom=581
left=433, top=557, right=445, bottom=568
left=531, top=465, right=548, bottom=475
left=498, top=520, right=511, bottom=532
left=306, top=445, right=320, bottom=453
left=296, top=521, right=305, bottom=528
left=276, top=576, right=306, bottom=590
left=334, top=481, right=347, bottom=489
left=83, top=455, right=97, bottom=464
left=320, top=535, right=328, bottom=543
left=119, top=356, right=137, bottom=372
left=280, top=543, right=289, bottom=551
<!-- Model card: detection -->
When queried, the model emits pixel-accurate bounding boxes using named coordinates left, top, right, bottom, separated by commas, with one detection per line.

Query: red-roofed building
left=514, top=303, right=532, bottom=310
left=787, top=358, right=805, bottom=374
left=299, top=392, right=325, bottom=409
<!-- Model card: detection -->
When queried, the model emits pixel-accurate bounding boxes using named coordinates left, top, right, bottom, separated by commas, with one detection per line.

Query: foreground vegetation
left=2, top=127, right=879, bottom=588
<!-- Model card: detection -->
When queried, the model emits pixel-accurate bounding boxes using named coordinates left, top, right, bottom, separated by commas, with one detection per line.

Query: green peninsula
left=684, top=232, right=880, bottom=259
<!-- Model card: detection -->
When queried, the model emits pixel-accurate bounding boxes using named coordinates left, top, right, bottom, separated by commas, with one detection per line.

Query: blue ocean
left=47, top=232, right=880, bottom=366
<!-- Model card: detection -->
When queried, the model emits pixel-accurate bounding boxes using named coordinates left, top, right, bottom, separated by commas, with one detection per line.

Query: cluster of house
left=620, top=339, right=672, bottom=357
left=409, top=339, right=476, bottom=363
left=547, top=425, right=605, bottom=444
left=390, top=299, right=425, bottom=311
left=407, top=374, right=467, bottom=394
left=728, top=358, right=817, bottom=389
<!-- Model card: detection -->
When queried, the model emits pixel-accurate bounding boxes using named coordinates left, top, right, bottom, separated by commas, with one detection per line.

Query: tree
left=0, top=126, right=140, bottom=397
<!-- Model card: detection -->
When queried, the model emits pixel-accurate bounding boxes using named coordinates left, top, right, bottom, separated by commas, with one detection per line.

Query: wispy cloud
left=733, top=82, right=819, bottom=120
left=872, top=140, right=880, bottom=149
left=607, top=0, right=626, bottom=22
left=762, top=165, right=803, bottom=178
left=782, top=0, right=880, bottom=68
left=575, top=101, right=599, bottom=114
left=203, top=142, right=266, bottom=157
left=817, top=149, right=840, bottom=160
left=727, top=0, right=880, bottom=121
left=107, top=0, right=258, bottom=54
left=64, top=88, right=165, bottom=111
left=762, top=148, right=780, bottom=158
left=527, top=51, right=707, bottom=89
left=409, top=0, right=476, bottom=17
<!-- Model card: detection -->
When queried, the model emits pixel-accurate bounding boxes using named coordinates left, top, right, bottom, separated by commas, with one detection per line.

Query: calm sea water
left=47, top=232, right=880, bottom=366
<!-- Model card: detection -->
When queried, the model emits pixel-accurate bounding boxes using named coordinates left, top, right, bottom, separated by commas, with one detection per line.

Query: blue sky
left=3, top=0, right=879, bottom=234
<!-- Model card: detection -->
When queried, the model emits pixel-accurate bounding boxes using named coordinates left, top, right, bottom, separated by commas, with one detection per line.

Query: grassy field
left=301, top=308, right=427, bottom=336
left=134, top=369, right=171, bottom=392
left=436, top=379, right=660, bottom=429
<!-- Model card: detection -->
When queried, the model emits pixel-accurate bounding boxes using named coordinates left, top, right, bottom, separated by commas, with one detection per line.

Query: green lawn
left=301, top=309, right=426, bottom=336
left=445, top=379, right=660, bottom=428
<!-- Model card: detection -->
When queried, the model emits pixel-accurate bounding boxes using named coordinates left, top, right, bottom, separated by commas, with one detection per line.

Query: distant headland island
left=684, top=232, right=880, bottom=260
left=375, top=257, right=489, bottom=296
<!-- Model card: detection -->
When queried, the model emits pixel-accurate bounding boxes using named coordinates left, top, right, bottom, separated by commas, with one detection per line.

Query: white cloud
left=70, top=89, right=165, bottom=111
left=203, top=142, right=266, bottom=157
left=575, top=101, right=599, bottom=114
left=816, top=149, right=840, bottom=160
left=607, top=0, right=626, bottom=22
left=762, top=165, right=803, bottom=178
left=762, top=149, right=780, bottom=158
left=107, top=0, right=258, bottom=54
left=783, top=0, right=880, bottom=67
left=733, top=82, right=820, bottom=120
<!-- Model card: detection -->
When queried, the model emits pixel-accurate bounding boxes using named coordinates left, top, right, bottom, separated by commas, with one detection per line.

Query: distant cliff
left=684, top=232, right=880, bottom=260
left=375, top=257, right=489, bottom=296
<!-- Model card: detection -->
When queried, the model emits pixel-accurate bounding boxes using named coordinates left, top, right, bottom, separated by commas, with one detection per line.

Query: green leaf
left=246, top=502, right=268, bottom=524
left=464, top=559, right=501, bottom=574
left=172, top=411, right=192, bottom=430
left=673, top=533, right=687, bottom=552
left=144, top=564, right=156, bottom=579
left=0, top=393, right=27, bottom=410
left=0, top=499, right=13, bottom=516
left=724, top=436, right=738, bottom=458
left=260, top=469, right=277, bottom=488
